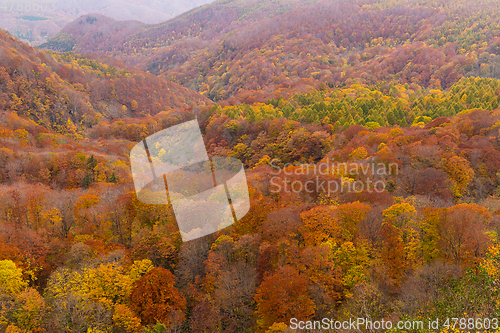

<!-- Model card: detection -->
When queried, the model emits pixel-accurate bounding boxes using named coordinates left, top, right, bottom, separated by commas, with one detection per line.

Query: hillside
left=164, top=0, right=500, bottom=100
left=42, top=0, right=500, bottom=103
left=0, top=29, right=210, bottom=134
left=41, top=0, right=325, bottom=63
left=39, top=14, right=146, bottom=53
left=3, top=73, right=500, bottom=332
left=4, top=0, right=500, bottom=332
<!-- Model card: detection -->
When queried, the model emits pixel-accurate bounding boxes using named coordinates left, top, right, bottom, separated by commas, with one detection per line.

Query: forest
left=41, top=0, right=500, bottom=103
left=2, top=0, right=500, bottom=332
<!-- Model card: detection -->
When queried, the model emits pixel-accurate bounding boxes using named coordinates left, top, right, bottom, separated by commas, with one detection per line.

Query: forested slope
left=42, top=0, right=500, bottom=104
left=0, top=29, right=209, bottom=134
left=4, top=0, right=500, bottom=331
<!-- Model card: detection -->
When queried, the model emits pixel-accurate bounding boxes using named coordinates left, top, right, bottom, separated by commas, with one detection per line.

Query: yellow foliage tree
left=333, top=241, right=370, bottom=290
left=48, top=259, right=153, bottom=308
left=0, top=260, right=28, bottom=295
left=12, top=288, right=46, bottom=331
left=112, top=304, right=142, bottom=333
left=300, top=206, right=342, bottom=246
left=337, top=201, right=371, bottom=241
left=444, top=156, right=474, bottom=197
left=349, top=147, right=368, bottom=160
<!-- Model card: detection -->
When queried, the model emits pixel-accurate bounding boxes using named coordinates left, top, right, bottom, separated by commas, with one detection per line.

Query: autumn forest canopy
left=3, top=0, right=500, bottom=332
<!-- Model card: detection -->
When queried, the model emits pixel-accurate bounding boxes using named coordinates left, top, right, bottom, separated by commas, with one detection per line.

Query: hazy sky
left=0, top=0, right=215, bottom=45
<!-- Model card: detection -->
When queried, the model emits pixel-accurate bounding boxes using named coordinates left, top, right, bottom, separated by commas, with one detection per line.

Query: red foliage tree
left=254, top=265, right=315, bottom=330
left=129, top=267, right=187, bottom=326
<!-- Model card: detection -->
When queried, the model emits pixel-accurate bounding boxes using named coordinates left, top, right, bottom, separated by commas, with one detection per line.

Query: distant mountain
left=41, top=0, right=500, bottom=103
left=39, top=14, right=146, bottom=54
left=0, top=0, right=214, bottom=46
left=41, top=0, right=323, bottom=58
left=0, top=29, right=210, bottom=133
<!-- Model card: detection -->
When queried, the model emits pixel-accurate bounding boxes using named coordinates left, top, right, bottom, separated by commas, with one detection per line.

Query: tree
left=11, top=288, right=46, bottom=331
left=108, top=172, right=118, bottom=183
left=380, top=222, right=406, bottom=289
left=46, top=258, right=153, bottom=331
left=349, top=147, right=368, bottom=160
left=400, top=117, right=408, bottom=127
left=47, top=258, right=153, bottom=307
left=131, top=100, right=138, bottom=112
left=380, top=201, right=419, bottom=287
left=382, top=202, right=416, bottom=228
left=444, top=156, right=474, bottom=197
left=339, top=282, right=391, bottom=324
left=174, top=237, right=210, bottom=289
left=0, top=260, right=27, bottom=295
left=419, top=208, right=441, bottom=263
left=46, top=292, right=113, bottom=332
left=398, top=261, right=462, bottom=316
left=212, top=263, right=257, bottom=332
left=254, top=265, right=315, bottom=331
left=428, top=269, right=499, bottom=319
left=438, top=203, right=491, bottom=266
left=113, top=304, right=142, bottom=333
left=256, top=245, right=279, bottom=284
left=296, top=244, right=344, bottom=317
left=337, top=201, right=371, bottom=242
left=131, top=224, right=180, bottom=270
left=200, top=235, right=260, bottom=332
left=82, top=173, right=93, bottom=188
left=413, top=168, right=451, bottom=200
left=129, top=267, right=187, bottom=327
left=189, top=300, right=221, bottom=333
left=300, top=206, right=342, bottom=246
left=332, top=241, right=370, bottom=290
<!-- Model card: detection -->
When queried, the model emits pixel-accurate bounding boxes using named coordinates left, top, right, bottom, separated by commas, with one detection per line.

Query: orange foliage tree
left=254, top=265, right=315, bottom=331
left=337, top=201, right=371, bottom=242
left=438, top=203, right=491, bottom=266
left=300, top=206, right=341, bottom=246
left=129, top=267, right=186, bottom=327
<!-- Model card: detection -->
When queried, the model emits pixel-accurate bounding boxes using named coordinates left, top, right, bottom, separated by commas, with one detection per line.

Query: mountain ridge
left=0, top=29, right=210, bottom=134
left=41, top=0, right=500, bottom=104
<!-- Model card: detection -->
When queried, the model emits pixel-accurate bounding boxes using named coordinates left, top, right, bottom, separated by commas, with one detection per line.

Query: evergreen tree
left=108, top=172, right=118, bottom=183
left=82, top=173, right=92, bottom=188
left=400, top=117, right=408, bottom=127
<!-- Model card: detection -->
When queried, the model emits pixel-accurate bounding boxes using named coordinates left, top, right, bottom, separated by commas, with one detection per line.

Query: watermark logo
left=269, top=158, right=398, bottom=195
left=130, top=119, right=250, bottom=242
